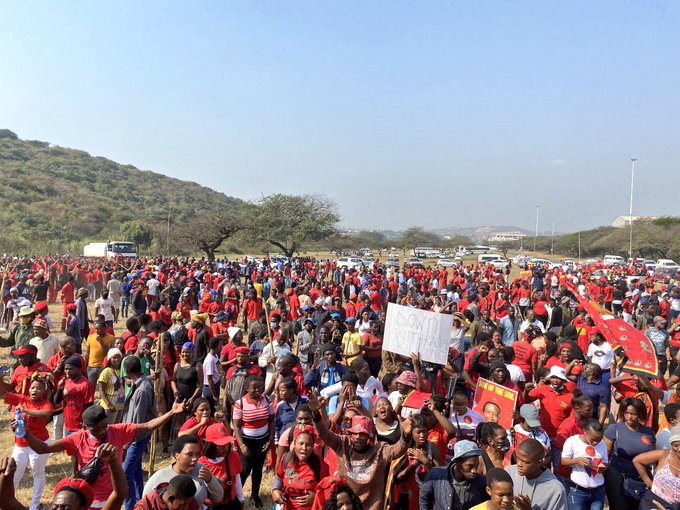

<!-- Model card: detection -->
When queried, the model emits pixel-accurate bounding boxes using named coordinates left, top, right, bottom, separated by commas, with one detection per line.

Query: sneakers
left=251, top=496, right=263, bottom=508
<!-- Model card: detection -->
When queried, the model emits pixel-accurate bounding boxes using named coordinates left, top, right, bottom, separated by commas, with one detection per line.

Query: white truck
left=83, top=241, right=137, bottom=258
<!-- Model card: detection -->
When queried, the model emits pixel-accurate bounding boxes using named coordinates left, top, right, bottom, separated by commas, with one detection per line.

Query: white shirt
left=29, top=334, right=59, bottom=364
left=202, top=352, right=220, bottom=385
left=506, top=363, right=526, bottom=385
left=519, top=319, right=545, bottom=334
left=562, top=434, right=608, bottom=488
left=587, top=341, right=614, bottom=371
left=146, top=278, right=160, bottom=296
left=95, top=297, right=116, bottom=321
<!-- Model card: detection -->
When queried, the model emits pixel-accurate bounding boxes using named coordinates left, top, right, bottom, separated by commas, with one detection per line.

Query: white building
left=611, top=215, right=660, bottom=228
left=488, top=231, right=527, bottom=242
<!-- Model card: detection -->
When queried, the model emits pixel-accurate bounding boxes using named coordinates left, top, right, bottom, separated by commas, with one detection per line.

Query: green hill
left=0, top=129, right=244, bottom=254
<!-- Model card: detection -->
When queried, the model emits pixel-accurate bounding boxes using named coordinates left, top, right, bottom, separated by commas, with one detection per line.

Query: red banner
left=472, top=377, right=518, bottom=430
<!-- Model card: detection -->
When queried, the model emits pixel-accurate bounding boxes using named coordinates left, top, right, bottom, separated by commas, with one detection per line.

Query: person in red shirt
left=198, top=423, right=243, bottom=507
left=512, top=330, right=539, bottom=382
left=24, top=402, right=185, bottom=507
left=552, top=393, right=594, bottom=478
left=59, top=276, right=76, bottom=330
left=525, top=365, right=575, bottom=440
left=1, top=375, right=53, bottom=510
left=5, top=345, right=52, bottom=396
left=272, top=424, right=330, bottom=510
left=243, top=291, right=263, bottom=332
left=55, top=356, right=94, bottom=435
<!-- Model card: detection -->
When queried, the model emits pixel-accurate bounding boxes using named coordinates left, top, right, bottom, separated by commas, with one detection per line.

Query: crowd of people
left=0, top=253, right=679, bottom=510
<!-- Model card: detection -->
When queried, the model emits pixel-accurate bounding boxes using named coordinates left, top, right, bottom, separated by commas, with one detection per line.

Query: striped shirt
left=233, top=394, right=273, bottom=438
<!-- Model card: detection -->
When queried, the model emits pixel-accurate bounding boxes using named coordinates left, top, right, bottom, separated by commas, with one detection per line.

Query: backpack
left=227, top=366, right=251, bottom=405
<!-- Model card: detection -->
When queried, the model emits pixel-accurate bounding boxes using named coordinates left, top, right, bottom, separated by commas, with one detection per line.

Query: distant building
left=611, top=215, right=660, bottom=228
left=488, top=231, right=527, bottom=243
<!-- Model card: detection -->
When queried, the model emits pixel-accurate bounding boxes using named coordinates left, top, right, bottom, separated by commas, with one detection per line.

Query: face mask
left=497, top=436, right=511, bottom=452
left=270, top=322, right=279, bottom=328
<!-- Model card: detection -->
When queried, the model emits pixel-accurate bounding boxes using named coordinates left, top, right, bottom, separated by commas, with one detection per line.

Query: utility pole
left=534, top=205, right=540, bottom=252
left=628, top=158, right=637, bottom=261
left=167, top=209, right=171, bottom=255
left=551, top=222, right=555, bottom=254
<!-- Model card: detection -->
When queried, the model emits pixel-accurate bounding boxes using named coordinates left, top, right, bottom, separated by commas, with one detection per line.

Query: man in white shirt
left=146, top=274, right=161, bottom=304
left=519, top=310, right=546, bottom=334
left=95, top=289, right=116, bottom=327
left=29, top=317, right=59, bottom=363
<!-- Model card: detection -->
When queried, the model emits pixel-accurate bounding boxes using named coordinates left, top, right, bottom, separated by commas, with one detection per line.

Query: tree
left=497, top=240, right=516, bottom=259
left=174, top=212, right=246, bottom=261
left=119, top=220, right=153, bottom=249
left=248, top=194, right=339, bottom=258
left=398, top=227, right=440, bottom=254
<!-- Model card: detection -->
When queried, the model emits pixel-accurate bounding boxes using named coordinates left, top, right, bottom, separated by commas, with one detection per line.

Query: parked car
left=386, top=257, right=400, bottom=267
left=405, top=257, right=424, bottom=267
left=337, top=257, right=364, bottom=270
left=489, top=257, right=509, bottom=269
left=437, top=259, right=458, bottom=267
left=655, top=266, right=678, bottom=283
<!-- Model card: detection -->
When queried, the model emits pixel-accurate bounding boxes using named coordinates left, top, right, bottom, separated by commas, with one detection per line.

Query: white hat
left=547, top=366, right=569, bottom=381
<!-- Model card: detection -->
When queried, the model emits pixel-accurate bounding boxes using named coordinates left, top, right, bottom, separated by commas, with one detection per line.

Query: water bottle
left=15, top=409, right=26, bottom=438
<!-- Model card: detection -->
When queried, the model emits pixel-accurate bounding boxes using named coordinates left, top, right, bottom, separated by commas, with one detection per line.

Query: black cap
left=82, top=405, right=107, bottom=425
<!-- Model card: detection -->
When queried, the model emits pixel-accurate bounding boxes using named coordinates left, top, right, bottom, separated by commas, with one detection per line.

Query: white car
left=388, top=251, right=400, bottom=257
left=337, top=257, right=364, bottom=270
left=386, top=257, right=400, bottom=267
left=489, top=257, right=509, bottom=269
left=362, top=258, right=375, bottom=269
left=437, top=259, right=458, bottom=267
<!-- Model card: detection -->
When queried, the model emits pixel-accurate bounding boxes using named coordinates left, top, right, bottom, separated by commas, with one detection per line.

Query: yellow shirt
left=469, top=503, right=490, bottom=510
left=341, top=331, right=362, bottom=364
left=85, top=333, right=114, bottom=368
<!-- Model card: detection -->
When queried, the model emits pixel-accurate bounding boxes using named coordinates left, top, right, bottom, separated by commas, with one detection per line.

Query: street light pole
left=167, top=209, right=171, bottom=255
left=534, top=206, right=540, bottom=252
left=629, top=158, right=637, bottom=260
left=551, top=222, right=555, bottom=254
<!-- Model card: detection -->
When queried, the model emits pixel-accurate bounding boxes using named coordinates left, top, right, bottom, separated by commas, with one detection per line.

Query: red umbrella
left=566, top=286, right=659, bottom=378
left=598, top=318, right=659, bottom=379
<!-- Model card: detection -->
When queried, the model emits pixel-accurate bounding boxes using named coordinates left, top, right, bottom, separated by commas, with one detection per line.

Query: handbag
left=640, top=490, right=680, bottom=510
left=622, top=477, right=647, bottom=501
left=616, top=425, right=647, bottom=501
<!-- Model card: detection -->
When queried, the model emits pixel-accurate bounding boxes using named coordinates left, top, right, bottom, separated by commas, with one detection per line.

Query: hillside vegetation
left=531, top=217, right=680, bottom=261
left=0, top=130, right=244, bottom=253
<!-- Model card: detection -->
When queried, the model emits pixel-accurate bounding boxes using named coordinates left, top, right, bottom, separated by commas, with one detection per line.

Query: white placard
left=382, top=302, right=453, bottom=365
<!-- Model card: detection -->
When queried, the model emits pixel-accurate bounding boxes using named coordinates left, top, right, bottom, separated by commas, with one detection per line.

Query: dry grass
left=0, top=304, right=273, bottom=509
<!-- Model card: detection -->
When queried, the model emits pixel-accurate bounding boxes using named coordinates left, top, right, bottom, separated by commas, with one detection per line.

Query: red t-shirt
left=198, top=452, right=243, bottom=503
left=512, top=341, right=538, bottom=381
left=3, top=394, right=53, bottom=447
left=63, top=376, right=95, bottom=431
left=276, top=456, right=330, bottom=510
left=464, top=348, right=486, bottom=388
left=528, top=384, right=575, bottom=438
left=62, top=424, right=138, bottom=503
left=10, top=362, right=52, bottom=395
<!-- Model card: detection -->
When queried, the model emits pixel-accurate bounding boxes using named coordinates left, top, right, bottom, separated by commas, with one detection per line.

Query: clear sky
left=2, top=1, right=679, bottom=233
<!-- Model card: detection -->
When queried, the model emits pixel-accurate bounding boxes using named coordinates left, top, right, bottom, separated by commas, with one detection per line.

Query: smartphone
left=0, top=365, right=10, bottom=377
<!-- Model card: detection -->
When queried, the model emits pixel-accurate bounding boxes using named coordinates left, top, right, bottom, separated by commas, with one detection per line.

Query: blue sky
left=2, top=1, right=679, bottom=233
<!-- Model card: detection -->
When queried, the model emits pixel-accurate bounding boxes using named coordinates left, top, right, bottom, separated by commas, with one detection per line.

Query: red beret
left=54, top=478, right=94, bottom=508
left=235, top=346, right=250, bottom=355
left=35, top=302, right=48, bottom=312
left=559, top=343, right=573, bottom=350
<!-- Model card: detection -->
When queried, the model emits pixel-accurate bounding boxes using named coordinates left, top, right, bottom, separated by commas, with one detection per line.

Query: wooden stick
left=148, top=331, right=165, bottom=475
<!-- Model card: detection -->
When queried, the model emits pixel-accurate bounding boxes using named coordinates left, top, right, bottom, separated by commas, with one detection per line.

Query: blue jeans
left=123, top=435, right=151, bottom=510
left=567, top=485, right=605, bottom=510
left=120, top=296, right=130, bottom=318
